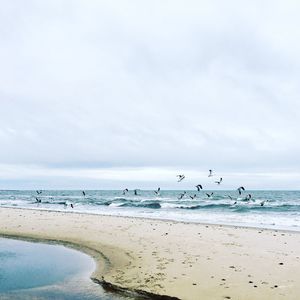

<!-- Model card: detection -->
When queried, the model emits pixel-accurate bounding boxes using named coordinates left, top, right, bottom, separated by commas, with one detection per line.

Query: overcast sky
left=1, top=0, right=300, bottom=189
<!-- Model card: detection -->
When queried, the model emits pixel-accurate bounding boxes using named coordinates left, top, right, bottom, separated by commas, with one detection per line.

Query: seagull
left=35, top=197, right=41, bottom=203
left=196, top=184, right=203, bottom=191
left=208, top=170, right=213, bottom=177
left=227, top=195, right=233, bottom=200
left=122, top=188, right=129, bottom=195
left=260, top=200, right=265, bottom=206
left=215, top=178, right=223, bottom=185
left=82, top=191, right=86, bottom=196
left=206, top=192, right=214, bottom=198
left=237, top=186, right=245, bottom=195
left=177, top=174, right=185, bottom=182
left=36, top=190, right=42, bottom=195
left=178, top=191, right=186, bottom=199
left=190, top=194, right=197, bottom=199
left=154, top=187, right=161, bottom=195
left=245, top=194, right=252, bottom=201
left=232, top=201, right=237, bottom=205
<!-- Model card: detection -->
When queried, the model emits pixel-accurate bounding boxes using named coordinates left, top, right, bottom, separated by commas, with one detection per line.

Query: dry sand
left=0, top=207, right=300, bottom=300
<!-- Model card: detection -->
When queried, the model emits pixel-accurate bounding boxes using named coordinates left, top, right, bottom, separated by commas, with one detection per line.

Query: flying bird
left=178, top=191, right=186, bottom=199
left=227, top=195, right=233, bottom=200
left=260, top=200, right=265, bottom=206
left=35, top=197, right=41, bottom=203
left=208, top=170, right=213, bottom=177
left=36, top=190, right=42, bottom=195
left=237, top=186, right=245, bottom=195
left=154, top=187, right=161, bottom=195
left=190, top=194, right=197, bottom=199
left=215, top=178, right=223, bottom=185
left=206, top=192, right=214, bottom=198
left=177, top=174, right=185, bottom=182
left=82, top=191, right=86, bottom=196
left=245, top=194, right=252, bottom=201
left=196, top=184, right=203, bottom=191
left=122, top=188, right=129, bottom=195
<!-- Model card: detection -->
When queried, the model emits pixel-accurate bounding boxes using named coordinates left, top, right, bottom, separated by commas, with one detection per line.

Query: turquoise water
left=0, top=238, right=130, bottom=299
left=1, top=190, right=300, bottom=230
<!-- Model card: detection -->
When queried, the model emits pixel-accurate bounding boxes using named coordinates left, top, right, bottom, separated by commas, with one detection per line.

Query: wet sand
left=0, top=207, right=300, bottom=300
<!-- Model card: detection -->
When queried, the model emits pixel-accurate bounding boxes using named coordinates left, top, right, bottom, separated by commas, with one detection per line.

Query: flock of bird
left=122, top=169, right=265, bottom=206
left=33, top=169, right=266, bottom=207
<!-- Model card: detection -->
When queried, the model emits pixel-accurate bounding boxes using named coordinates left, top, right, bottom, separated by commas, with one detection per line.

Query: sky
left=0, top=0, right=300, bottom=189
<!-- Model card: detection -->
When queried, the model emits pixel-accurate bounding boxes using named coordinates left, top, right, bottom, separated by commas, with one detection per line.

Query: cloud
left=0, top=0, right=299, bottom=188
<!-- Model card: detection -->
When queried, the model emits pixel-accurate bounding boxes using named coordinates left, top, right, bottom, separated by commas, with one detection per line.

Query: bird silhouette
left=196, top=184, right=203, bottom=191
left=176, top=174, right=185, bottom=182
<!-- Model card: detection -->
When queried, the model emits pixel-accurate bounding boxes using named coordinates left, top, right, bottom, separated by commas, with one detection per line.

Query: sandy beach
left=0, top=207, right=300, bottom=300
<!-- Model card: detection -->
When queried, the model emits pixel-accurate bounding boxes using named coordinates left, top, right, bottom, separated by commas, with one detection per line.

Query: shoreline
left=1, top=204, right=300, bottom=234
left=0, top=234, right=173, bottom=300
left=1, top=207, right=300, bottom=299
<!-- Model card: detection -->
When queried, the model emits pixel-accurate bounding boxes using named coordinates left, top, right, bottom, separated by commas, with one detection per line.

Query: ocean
left=1, top=190, right=300, bottom=231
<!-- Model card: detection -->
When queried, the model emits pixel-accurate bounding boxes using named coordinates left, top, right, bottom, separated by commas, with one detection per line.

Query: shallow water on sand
left=0, top=238, right=131, bottom=299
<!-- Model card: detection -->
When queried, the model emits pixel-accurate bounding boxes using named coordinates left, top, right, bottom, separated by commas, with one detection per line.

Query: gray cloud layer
left=0, top=1, right=300, bottom=188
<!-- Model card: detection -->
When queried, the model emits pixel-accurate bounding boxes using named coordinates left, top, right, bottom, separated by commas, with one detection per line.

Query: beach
left=0, top=207, right=300, bottom=300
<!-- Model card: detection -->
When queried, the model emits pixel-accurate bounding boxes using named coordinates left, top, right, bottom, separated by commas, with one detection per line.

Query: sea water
left=1, top=190, right=300, bottom=231
left=0, top=238, right=129, bottom=299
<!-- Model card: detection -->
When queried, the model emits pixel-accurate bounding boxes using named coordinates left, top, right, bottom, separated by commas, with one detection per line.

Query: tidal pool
left=0, top=238, right=131, bottom=299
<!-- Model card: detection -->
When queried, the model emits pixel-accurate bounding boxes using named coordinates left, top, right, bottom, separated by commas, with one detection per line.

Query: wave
left=119, top=202, right=161, bottom=209
left=103, top=200, right=300, bottom=212
left=92, top=201, right=112, bottom=206
left=27, top=198, right=300, bottom=212
left=185, top=203, right=231, bottom=210
left=230, top=203, right=300, bottom=213
left=3, top=191, right=300, bottom=215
